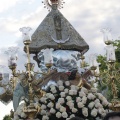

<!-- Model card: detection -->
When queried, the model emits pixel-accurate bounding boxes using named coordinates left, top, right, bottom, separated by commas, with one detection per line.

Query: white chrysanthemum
left=40, top=97, right=47, bottom=103
left=56, top=103, right=61, bottom=109
left=82, top=96, right=87, bottom=104
left=95, top=102, right=103, bottom=108
left=41, top=104, right=47, bottom=110
left=66, top=96, right=72, bottom=101
left=58, top=98, right=65, bottom=104
left=50, top=84, right=55, bottom=88
left=76, top=97, right=82, bottom=103
left=102, top=100, right=109, bottom=106
left=57, top=80, right=63, bottom=86
left=88, top=93, right=96, bottom=100
left=72, top=108, right=78, bottom=113
left=60, top=92, right=66, bottom=97
left=77, top=102, right=84, bottom=108
left=42, top=115, right=49, bottom=120
left=59, top=86, right=64, bottom=91
left=88, top=102, right=95, bottom=109
left=56, top=112, right=62, bottom=118
left=47, top=102, right=54, bottom=108
left=64, top=88, right=69, bottom=93
left=95, top=99, right=100, bottom=103
left=70, top=114, right=75, bottom=118
left=62, top=112, right=68, bottom=118
left=91, top=108, right=97, bottom=117
left=65, top=81, right=70, bottom=86
left=41, top=110, right=46, bottom=115
left=69, top=102, right=74, bottom=109
left=82, top=107, right=88, bottom=117
left=79, top=91, right=86, bottom=97
left=98, top=108, right=106, bottom=114
left=91, top=88, right=97, bottom=93
left=71, top=85, right=77, bottom=90
left=69, top=90, right=74, bottom=95
left=67, top=100, right=74, bottom=106
left=60, top=106, right=66, bottom=112
left=49, top=94, right=55, bottom=100
left=81, top=87, right=88, bottom=94
left=50, top=86, right=57, bottom=93
left=50, top=108, right=56, bottom=114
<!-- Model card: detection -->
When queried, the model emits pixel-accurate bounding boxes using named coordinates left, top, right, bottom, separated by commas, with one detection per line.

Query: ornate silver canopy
left=29, top=3, right=89, bottom=54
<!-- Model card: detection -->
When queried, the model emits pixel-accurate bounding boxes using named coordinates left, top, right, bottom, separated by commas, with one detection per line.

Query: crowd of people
left=69, top=112, right=120, bottom=120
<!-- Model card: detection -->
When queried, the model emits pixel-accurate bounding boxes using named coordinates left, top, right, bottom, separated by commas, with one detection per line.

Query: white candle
left=41, top=48, right=54, bottom=64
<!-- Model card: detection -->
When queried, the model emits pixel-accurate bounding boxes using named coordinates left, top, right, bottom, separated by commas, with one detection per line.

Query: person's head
left=103, top=112, right=120, bottom=120
left=70, top=116, right=84, bottom=120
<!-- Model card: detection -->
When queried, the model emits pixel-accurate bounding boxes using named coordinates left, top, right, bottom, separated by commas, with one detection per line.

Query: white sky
left=0, top=0, right=120, bottom=119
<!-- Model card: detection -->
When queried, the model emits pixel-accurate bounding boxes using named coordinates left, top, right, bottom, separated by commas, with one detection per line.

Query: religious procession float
left=0, top=0, right=120, bottom=120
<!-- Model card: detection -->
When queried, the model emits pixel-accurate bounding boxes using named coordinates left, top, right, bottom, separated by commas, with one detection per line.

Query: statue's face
left=109, top=117, right=120, bottom=120
left=38, top=50, right=79, bottom=72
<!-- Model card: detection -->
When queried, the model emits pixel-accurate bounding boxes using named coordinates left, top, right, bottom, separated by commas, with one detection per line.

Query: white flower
left=60, top=92, right=66, bottom=97
left=56, top=112, right=62, bottom=118
left=71, top=85, right=77, bottom=90
left=60, top=106, right=66, bottom=112
left=47, top=102, right=54, bottom=108
left=95, top=102, right=103, bottom=108
left=50, top=108, right=56, bottom=114
left=42, top=115, right=49, bottom=120
left=50, top=84, right=55, bottom=88
left=73, top=90, right=77, bottom=95
left=66, top=96, right=72, bottom=101
left=62, top=112, right=68, bottom=118
left=88, top=93, right=96, bottom=100
left=91, top=108, right=97, bottom=117
left=67, top=100, right=74, bottom=106
left=98, top=108, right=105, bottom=114
left=64, top=88, right=69, bottom=93
left=82, top=107, right=88, bottom=117
left=102, top=100, right=109, bottom=106
left=69, top=102, right=74, bottom=109
left=59, top=86, right=64, bottom=91
left=69, top=90, right=74, bottom=95
left=70, top=114, right=75, bottom=118
left=79, top=91, right=86, bottom=97
left=101, top=112, right=106, bottom=117
left=49, top=94, right=55, bottom=100
left=58, top=98, right=65, bottom=104
left=46, top=93, right=51, bottom=97
left=82, top=96, right=87, bottom=104
left=76, top=97, right=82, bottom=102
left=81, top=87, right=88, bottom=94
left=41, top=104, right=47, bottom=110
left=41, top=110, right=46, bottom=115
left=77, top=102, right=84, bottom=108
left=65, top=81, right=70, bottom=86
left=88, top=102, right=95, bottom=109
left=72, top=108, right=78, bottom=113
left=56, top=103, right=61, bottom=109
left=40, top=97, right=47, bottom=103
left=57, top=80, right=63, bottom=86
left=51, top=88, right=57, bottom=93
left=91, top=88, right=97, bottom=93
left=95, top=99, right=100, bottom=103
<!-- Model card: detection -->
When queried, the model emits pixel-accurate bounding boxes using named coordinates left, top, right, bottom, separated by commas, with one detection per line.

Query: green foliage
left=3, top=115, right=12, bottom=120
left=97, top=40, right=120, bottom=101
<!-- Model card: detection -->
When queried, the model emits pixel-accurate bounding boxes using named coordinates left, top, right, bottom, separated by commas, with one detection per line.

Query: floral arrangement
left=14, top=80, right=110, bottom=120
